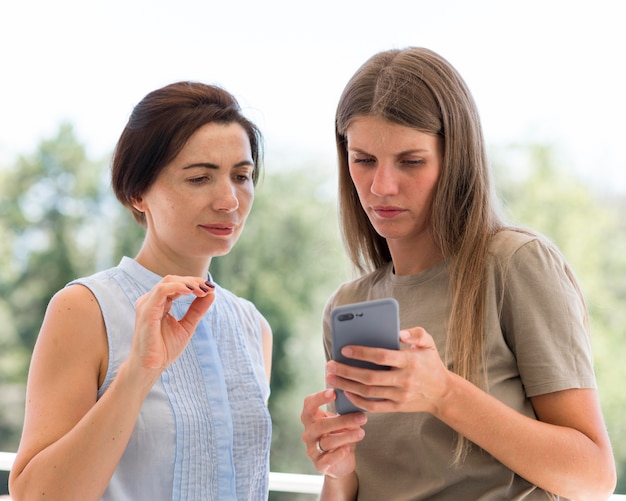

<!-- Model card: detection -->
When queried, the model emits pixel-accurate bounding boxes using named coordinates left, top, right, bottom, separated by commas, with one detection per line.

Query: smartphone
left=330, top=298, right=400, bottom=414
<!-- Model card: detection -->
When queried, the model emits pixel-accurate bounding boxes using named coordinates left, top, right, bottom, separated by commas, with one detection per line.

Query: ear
left=130, top=195, right=145, bottom=213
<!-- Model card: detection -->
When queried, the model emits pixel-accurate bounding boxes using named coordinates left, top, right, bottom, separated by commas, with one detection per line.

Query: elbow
left=578, top=460, right=617, bottom=501
left=8, top=470, right=25, bottom=501
left=594, top=451, right=617, bottom=500
left=596, top=464, right=618, bottom=501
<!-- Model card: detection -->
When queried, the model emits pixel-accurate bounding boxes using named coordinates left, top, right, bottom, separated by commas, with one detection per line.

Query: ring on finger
left=316, top=439, right=327, bottom=454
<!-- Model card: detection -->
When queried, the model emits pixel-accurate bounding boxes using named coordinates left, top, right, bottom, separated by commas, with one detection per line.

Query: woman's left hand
left=325, top=326, right=452, bottom=414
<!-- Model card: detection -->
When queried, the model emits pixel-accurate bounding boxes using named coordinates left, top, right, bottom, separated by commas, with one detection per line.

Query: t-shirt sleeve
left=322, top=294, right=335, bottom=363
left=500, top=238, right=597, bottom=397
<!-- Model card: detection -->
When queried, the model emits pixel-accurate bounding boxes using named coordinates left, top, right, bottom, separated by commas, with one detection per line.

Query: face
left=133, top=122, right=255, bottom=269
left=346, top=115, right=442, bottom=250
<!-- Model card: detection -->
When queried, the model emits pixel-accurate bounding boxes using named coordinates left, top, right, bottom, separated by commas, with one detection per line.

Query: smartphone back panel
left=330, top=298, right=400, bottom=413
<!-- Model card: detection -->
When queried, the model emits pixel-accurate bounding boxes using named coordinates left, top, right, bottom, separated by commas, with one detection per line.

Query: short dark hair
left=111, top=81, right=263, bottom=224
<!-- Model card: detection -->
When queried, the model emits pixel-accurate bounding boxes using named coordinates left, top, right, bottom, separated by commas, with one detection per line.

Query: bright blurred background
left=1, top=1, right=625, bottom=498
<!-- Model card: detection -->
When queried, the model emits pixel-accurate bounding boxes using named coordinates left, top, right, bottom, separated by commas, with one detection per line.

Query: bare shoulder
left=39, top=283, right=108, bottom=384
left=45, top=282, right=103, bottom=322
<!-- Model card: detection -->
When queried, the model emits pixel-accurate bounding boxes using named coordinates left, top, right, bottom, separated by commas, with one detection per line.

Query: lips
left=201, top=223, right=236, bottom=236
left=372, top=206, right=405, bottom=219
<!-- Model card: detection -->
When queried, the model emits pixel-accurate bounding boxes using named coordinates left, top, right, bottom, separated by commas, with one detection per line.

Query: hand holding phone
left=330, top=298, right=400, bottom=414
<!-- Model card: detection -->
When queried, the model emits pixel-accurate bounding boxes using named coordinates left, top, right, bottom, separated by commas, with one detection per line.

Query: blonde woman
left=301, top=48, right=615, bottom=500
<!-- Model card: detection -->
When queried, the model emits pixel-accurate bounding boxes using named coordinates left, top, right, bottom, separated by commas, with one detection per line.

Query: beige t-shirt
left=323, top=230, right=596, bottom=500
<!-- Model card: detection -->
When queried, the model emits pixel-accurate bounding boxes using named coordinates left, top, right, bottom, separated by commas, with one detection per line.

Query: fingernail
left=341, top=347, right=353, bottom=357
left=199, top=285, right=209, bottom=292
left=205, top=280, right=215, bottom=288
left=186, top=285, right=195, bottom=291
left=326, top=362, right=336, bottom=374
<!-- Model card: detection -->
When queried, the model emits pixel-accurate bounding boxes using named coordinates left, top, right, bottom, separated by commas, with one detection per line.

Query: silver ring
left=316, top=439, right=327, bottom=454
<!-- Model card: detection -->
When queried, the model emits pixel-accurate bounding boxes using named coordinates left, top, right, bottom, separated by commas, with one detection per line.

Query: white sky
left=1, top=0, right=625, bottom=191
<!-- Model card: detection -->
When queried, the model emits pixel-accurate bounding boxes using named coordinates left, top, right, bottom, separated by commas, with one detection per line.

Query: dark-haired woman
left=10, top=82, right=272, bottom=500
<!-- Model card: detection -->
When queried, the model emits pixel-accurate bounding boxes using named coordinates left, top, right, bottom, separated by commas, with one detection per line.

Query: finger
left=339, top=345, right=402, bottom=369
left=304, top=413, right=366, bottom=459
left=158, top=275, right=216, bottom=295
left=309, top=432, right=364, bottom=469
left=183, top=278, right=216, bottom=294
left=318, top=426, right=365, bottom=455
left=301, top=389, right=336, bottom=425
left=327, top=360, right=390, bottom=386
left=136, top=281, right=198, bottom=314
left=178, top=292, right=215, bottom=334
left=399, top=327, right=431, bottom=349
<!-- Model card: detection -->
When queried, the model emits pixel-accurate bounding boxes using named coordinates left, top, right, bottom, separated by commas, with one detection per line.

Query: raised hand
left=131, top=276, right=216, bottom=372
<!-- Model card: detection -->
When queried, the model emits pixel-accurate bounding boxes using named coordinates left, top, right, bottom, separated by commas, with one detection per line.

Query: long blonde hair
left=335, top=47, right=504, bottom=462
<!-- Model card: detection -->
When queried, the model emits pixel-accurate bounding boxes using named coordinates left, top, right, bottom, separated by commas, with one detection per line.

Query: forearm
left=10, top=361, right=158, bottom=501
left=319, top=473, right=358, bottom=501
left=435, top=372, right=615, bottom=500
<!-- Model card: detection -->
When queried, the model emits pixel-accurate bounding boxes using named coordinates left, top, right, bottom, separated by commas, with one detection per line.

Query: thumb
left=400, top=327, right=432, bottom=350
left=179, top=293, right=215, bottom=334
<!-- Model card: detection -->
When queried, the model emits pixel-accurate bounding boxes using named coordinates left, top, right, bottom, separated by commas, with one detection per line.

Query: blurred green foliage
left=0, top=127, right=624, bottom=498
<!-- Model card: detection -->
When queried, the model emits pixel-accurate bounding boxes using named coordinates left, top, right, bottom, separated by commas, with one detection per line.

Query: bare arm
left=436, top=374, right=615, bottom=500
left=259, top=314, right=273, bottom=385
left=319, top=474, right=359, bottom=501
left=9, top=277, right=214, bottom=501
left=328, top=328, right=616, bottom=501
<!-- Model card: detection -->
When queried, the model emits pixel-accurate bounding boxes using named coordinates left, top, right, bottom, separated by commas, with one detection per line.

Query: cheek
left=148, top=194, right=184, bottom=225
left=239, top=187, right=255, bottom=212
left=348, top=168, right=368, bottom=195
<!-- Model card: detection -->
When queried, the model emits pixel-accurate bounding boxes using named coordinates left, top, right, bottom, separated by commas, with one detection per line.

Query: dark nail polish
left=205, top=280, right=215, bottom=288
left=199, top=285, right=209, bottom=292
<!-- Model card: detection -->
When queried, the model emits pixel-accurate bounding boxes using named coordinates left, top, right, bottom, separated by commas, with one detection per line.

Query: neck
left=134, top=243, right=211, bottom=279
left=387, top=236, right=444, bottom=276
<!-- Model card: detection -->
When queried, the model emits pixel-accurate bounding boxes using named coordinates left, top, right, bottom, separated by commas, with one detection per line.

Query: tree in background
left=0, top=124, right=112, bottom=493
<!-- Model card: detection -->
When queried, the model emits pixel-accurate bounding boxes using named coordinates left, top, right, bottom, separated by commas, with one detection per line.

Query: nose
left=213, top=180, right=239, bottom=212
left=370, top=162, right=399, bottom=197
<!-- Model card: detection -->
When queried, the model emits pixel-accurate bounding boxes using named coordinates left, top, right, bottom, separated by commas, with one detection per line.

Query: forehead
left=346, top=116, right=439, bottom=151
left=182, top=122, right=251, bottom=152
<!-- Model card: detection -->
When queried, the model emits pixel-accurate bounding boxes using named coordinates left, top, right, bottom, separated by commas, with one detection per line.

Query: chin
left=208, top=242, right=237, bottom=257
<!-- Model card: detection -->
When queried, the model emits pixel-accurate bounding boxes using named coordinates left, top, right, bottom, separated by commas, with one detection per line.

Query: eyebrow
left=182, top=160, right=255, bottom=170
left=348, top=147, right=432, bottom=155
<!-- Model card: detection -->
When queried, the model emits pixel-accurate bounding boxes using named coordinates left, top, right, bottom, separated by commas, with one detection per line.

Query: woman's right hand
left=131, top=275, right=216, bottom=374
left=301, top=389, right=367, bottom=478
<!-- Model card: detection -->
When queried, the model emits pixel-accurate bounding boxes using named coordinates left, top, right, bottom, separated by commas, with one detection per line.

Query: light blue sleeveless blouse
left=71, top=257, right=272, bottom=500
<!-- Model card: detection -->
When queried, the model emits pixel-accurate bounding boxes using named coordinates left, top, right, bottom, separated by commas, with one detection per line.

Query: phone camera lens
left=338, top=313, right=354, bottom=321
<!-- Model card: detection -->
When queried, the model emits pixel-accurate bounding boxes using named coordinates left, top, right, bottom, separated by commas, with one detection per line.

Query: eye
left=233, top=167, right=254, bottom=183
left=188, top=175, right=210, bottom=184
left=402, top=159, right=425, bottom=166
left=351, top=155, right=376, bottom=165
left=234, top=173, right=251, bottom=183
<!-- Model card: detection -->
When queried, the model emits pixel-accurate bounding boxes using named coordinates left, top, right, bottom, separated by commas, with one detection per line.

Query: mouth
left=200, top=223, right=237, bottom=237
left=372, top=206, right=405, bottom=219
